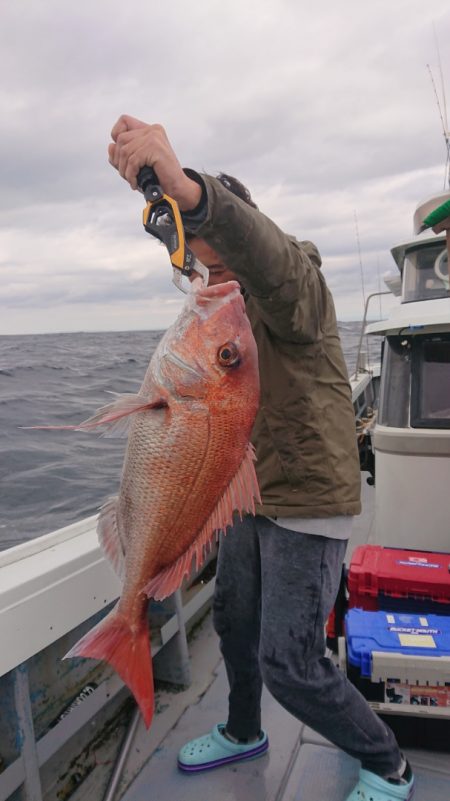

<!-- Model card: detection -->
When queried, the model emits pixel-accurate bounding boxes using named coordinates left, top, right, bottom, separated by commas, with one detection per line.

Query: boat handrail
left=354, top=291, right=392, bottom=377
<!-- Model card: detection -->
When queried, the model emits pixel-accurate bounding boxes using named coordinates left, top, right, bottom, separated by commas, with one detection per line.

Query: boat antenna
left=354, top=210, right=369, bottom=371
left=354, top=210, right=366, bottom=311
left=427, top=25, right=450, bottom=189
left=376, top=255, right=383, bottom=319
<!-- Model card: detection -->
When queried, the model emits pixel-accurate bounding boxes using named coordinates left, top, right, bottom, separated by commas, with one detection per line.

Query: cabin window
left=411, top=336, right=450, bottom=428
left=402, top=243, right=449, bottom=303
left=378, top=337, right=411, bottom=427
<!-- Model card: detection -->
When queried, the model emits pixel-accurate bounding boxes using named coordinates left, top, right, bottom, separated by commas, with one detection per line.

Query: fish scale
left=118, top=409, right=213, bottom=571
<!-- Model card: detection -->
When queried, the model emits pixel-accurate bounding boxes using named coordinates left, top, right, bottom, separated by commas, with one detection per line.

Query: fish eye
left=217, top=341, right=240, bottom=367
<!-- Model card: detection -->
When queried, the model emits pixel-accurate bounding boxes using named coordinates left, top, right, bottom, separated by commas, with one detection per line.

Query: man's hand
left=108, top=115, right=202, bottom=211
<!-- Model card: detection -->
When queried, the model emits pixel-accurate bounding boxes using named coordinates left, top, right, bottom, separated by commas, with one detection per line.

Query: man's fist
left=108, top=116, right=202, bottom=211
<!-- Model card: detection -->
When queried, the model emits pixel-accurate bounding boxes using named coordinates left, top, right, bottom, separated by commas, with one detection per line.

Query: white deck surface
left=119, top=477, right=450, bottom=801
left=121, top=615, right=450, bottom=801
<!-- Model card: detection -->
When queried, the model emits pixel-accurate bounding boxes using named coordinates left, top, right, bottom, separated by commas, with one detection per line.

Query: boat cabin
left=365, top=203, right=450, bottom=553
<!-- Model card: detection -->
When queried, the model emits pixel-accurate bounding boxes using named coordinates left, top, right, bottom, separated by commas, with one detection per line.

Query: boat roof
left=413, top=191, right=450, bottom=235
left=390, top=233, right=446, bottom=271
left=366, top=297, right=450, bottom=335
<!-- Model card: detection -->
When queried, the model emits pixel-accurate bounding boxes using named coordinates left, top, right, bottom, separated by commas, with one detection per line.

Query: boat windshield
left=411, top=335, right=450, bottom=428
left=379, top=334, right=450, bottom=429
left=402, top=243, right=449, bottom=303
left=378, top=337, right=411, bottom=428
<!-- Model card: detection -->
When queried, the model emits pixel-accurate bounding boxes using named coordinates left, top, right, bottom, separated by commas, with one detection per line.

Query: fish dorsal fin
left=97, top=496, right=127, bottom=581
left=143, top=444, right=261, bottom=601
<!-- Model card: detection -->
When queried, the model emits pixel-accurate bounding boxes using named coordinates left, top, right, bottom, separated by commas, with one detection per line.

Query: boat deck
left=117, top=478, right=450, bottom=801
left=120, top=617, right=449, bottom=801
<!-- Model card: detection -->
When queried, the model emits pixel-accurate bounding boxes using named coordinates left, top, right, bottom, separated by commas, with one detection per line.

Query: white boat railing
left=354, top=290, right=392, bottom=378
left=0, top=517, right=216, bottom=801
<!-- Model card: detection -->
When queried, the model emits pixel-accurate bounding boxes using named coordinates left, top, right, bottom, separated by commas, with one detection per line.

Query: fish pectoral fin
left=76, top=392, right=168, bottom=435
left=143, top=444, right=261, bottom=601
left=97, top=496, right=127, bottom=581
left=22, top=393, right=168, bottom=435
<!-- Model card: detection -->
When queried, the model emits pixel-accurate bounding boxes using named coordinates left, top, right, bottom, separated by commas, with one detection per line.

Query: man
left=109, top=116, right=414, bottom=801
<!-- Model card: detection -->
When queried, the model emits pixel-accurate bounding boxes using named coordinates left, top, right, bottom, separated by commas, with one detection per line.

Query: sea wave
left=0, top=324, right=376, bottom=550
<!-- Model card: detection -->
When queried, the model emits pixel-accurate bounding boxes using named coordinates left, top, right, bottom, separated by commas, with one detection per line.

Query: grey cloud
left=1, top=256, right=174, bottom=308
left=1, top=0, right=449, bottom=333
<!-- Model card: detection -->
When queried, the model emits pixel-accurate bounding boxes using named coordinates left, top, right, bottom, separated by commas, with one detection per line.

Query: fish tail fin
left=64, top=604, right=154, bottom=728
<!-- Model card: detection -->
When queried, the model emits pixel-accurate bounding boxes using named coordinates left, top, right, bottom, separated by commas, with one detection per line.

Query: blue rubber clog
left=344, top=767, right=415, bottom=801
left=178, top=723, right=269, bottom=772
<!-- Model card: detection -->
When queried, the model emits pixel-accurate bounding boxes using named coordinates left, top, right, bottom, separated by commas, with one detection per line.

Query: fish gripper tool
left=137, top=166, right=208, bottom=293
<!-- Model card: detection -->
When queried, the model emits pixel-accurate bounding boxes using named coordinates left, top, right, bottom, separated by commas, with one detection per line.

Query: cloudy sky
left=1, top=0, right=449, bottom=335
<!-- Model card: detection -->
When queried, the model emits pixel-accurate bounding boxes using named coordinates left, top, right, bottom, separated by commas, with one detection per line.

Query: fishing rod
left=419, top=34, right=450, bottom=265
left=427, top=25, right=450, bottom=190
left=427, top=63, right=450, bottom=190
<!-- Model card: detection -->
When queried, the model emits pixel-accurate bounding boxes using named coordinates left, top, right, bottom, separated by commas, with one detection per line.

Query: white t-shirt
left=268, top=516, right=353, bottom=540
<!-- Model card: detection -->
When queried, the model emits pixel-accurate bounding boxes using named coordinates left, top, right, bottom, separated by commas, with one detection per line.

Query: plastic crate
left=345, top=608, right=450, bottom=749
left=348, top=545, right=450, bottom=614
left=346, top=608, right=450, bottom=677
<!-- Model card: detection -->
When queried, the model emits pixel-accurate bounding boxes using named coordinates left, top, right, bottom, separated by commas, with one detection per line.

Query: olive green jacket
left=185, top=174, right=361, bottom=518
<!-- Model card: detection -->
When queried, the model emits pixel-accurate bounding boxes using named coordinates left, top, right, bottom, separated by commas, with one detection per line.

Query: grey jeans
left=212, top=514, right=402, bottom=776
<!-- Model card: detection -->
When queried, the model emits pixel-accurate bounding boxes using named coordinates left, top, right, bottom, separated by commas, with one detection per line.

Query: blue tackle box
left=346, top=608, right=450, bottom=678
left=345, top=608, right=450, bottom=749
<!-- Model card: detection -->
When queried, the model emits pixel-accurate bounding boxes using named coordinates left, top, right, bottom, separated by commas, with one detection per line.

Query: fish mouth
left=188, top=279, right=244, bottom=316
left=194, top=280, right=242, bottom=301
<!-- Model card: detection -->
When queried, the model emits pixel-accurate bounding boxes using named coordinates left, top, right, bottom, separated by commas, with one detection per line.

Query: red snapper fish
left=60, top=279, right=260, bottom=727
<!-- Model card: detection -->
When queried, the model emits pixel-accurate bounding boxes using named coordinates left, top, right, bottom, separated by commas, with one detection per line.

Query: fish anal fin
left=97, top=497, right=126, bottom=581
left=144, top=444, right=261, bottom=601
left=63, top=604, right=154, bottom=728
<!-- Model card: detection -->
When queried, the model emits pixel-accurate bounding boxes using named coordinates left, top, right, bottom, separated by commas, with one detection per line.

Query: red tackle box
left=348, top=545, right=450, bottom=615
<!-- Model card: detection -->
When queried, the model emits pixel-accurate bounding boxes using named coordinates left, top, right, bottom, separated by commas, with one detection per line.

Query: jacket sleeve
left=183, top=172, right=329, bottom=344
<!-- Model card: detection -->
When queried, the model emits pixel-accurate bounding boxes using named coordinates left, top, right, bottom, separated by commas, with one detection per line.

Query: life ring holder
left=434, top=247, right=449, bottom=288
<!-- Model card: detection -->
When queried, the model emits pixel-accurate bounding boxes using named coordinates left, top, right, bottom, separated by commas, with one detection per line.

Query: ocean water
left=0, top=323, right=378, bottom=551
